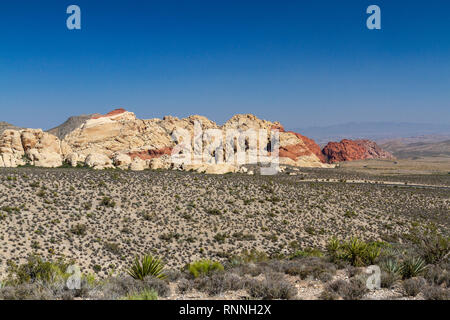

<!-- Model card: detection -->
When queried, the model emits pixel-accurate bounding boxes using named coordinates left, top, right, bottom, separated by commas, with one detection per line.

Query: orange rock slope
left=322, top=139, right=395, bottom=163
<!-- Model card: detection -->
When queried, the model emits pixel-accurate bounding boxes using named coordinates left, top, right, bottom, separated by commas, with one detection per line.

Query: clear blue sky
left=0, top=0, right=449, bottom=130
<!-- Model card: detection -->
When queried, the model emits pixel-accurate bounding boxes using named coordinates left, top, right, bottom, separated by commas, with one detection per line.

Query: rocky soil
left=0, top=166, right=448, bottom=277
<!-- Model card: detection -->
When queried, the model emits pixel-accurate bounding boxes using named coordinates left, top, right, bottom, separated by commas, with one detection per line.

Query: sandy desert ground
left=0, top=160, right=448, bottom=300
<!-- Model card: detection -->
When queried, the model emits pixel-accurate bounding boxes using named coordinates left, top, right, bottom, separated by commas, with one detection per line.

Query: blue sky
left=0, top=0, right=449, bottom=130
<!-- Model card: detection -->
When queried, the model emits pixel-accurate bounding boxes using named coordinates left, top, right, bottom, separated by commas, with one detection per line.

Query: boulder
left=148, top=155, right=171, bottom=170
left=65, top=153, right=79, bottom=167
left=85, top=153, right=113, bottom=169
left=129, top=158, right=146, bottom=171
left=113, top=153, right=132, bottom=169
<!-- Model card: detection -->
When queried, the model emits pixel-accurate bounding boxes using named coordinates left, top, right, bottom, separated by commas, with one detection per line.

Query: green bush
left=290, top=248, right=324, bottom=259
left=5, top=255, right=72, bottom=286
left=127, top=255, right=166, bottom=281
left=188, top=260, right=224, bottom=278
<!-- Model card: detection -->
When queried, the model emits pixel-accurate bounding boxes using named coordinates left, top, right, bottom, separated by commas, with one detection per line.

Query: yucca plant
left=401, top=257, right=427, bottom=279
left=326, top=237, right=343, bottom=262
left=344, top=238, right=368, bottom=267
left=381, top=259, right=402, bottom=276
left=127, top=254, right=166, bottom=280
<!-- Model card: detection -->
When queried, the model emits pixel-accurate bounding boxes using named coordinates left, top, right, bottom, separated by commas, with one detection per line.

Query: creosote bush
left=321, top=278, right=368, bottom=300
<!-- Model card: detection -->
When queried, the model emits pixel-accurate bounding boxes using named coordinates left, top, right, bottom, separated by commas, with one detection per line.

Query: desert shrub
left=422, top=285, right=449, bottom=300
left=164, top=269, right=184, bottom=282
left=100, top=196, right=116, bottom=208
left=231, top=263, right=264, bottom=277
left=104, top=242, right=121, bottom=255
left=5, top=255, right=72, bottom=286
left=322, top=278, right=368, bottom=300
left=177, top=278, right=193, bottom=294
left=127, top=254, right=166, bottom=280
left=142, top=277, right=170, bottom=297
left=230, top=249, right=269, bottom=265
left=319, top=289, right=340, bottom=300
left=423, top=265, right=449, bottom=287
left=282, top=257, right=336, bottom=282
left=290, top=248, right=324, bottom=259
left=400, top=257, right=427, bottom=279
left=0, top=283, right=54, bottom=300
left=245, top=273, right=297, bottom=300
left=326, top=237, right=382, bottom=267
left=188, top=260, right=224, bottom=278
left=122, top=289, right=158, bottom=300
left=402, top=277, right=426, bottom=297
left=409, top=227, right=450, bottom=264
left=193, top=272, right=245, bottom=296
left=70, top=223, right=87, bottom=236
left=100, top=276, right=169, bottom=300
left=205, top=208, right=221, bottom=215
left=380, top=271, right=398, bottom=289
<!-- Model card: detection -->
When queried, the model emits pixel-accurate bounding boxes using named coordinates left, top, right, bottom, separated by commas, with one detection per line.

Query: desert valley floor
left=0, top=159, right=448, bottom=299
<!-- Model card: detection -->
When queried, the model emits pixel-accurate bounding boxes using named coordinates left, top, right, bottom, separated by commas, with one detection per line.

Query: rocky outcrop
left=223, top=114, right=330, bottom=168
left=322, top=139, right=395, bottom=163
left=0, top=129, right=69, bottom=168
left=0, top=108, right=334, bottom=172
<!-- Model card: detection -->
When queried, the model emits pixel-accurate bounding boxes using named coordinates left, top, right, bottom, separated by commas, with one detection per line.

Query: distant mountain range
left=293, top=122, right=450, bottom=146
left=379, top=138, right=450, bottom=159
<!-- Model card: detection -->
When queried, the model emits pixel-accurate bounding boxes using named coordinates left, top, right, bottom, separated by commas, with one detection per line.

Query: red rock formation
left=91, top=108, right=127, bottom=119
left=279, top=143, right=314, bottom=161
left=322, top=139, right=395, bottom=163
left=288, top=132, right=327, bottom=163
left=128, top=147, right=173, bottom=160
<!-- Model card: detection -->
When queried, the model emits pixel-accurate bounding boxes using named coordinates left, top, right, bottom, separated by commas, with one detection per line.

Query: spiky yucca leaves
left=127, top=255, right=166, bottom=281
left=381, top=259, right=402, bottom=276
left=400, top=257, right=427, bottom=279
left=327, top=237, right=382, bottom=267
